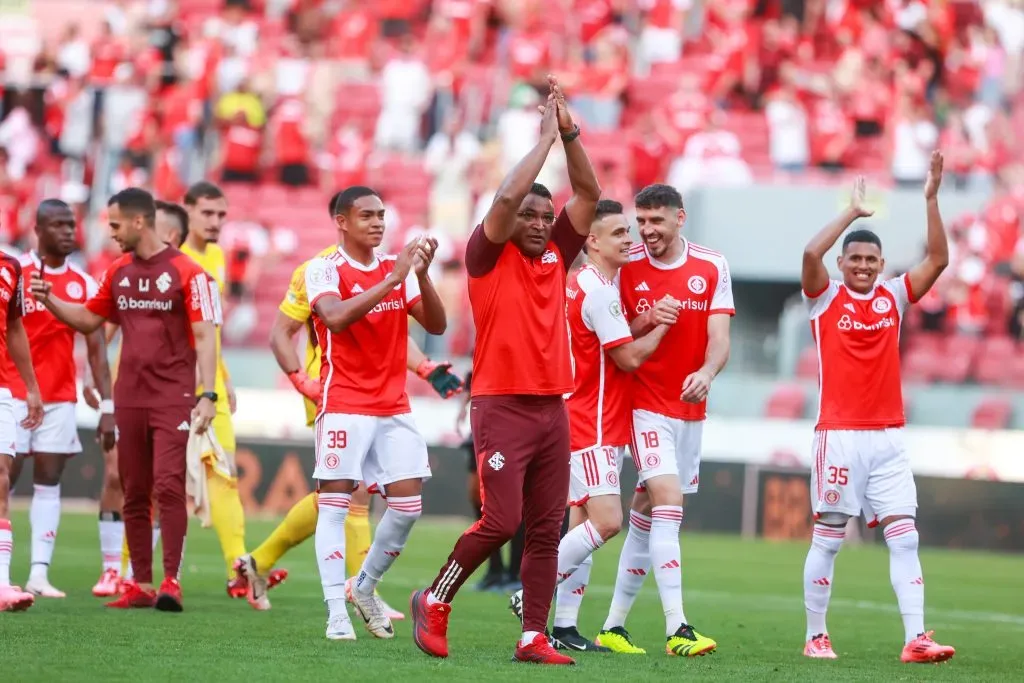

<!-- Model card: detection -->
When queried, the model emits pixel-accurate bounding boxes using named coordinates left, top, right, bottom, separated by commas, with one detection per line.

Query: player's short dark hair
left=328, top=191, right=343, bottom=217
left=594, top=199, right=623, bottom=220
left=843, top=229, right=882, bottom=252
left=528, top=183, right=552, bottom=200
left=333, top=186, right=380, bottom=215
left=635, top=183, right=684, bottom=210
left=183, top=180, right=224, bottom=205
left=156, top=200, right=189, bottom=245
left=36, top=198, right=72, bottom=223
left=108, top=188, right=156, bottom=225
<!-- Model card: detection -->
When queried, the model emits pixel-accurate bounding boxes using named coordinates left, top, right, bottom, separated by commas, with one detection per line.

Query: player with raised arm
left=30, top=187, right=220, bottom=612
left=234, top=190, right=462, bottom=614
left=596, top=183, right=733, bottom=657
left=4, top=200, right=116, bottom=599
left=507, top=199, right=675, bottom=651
left=305, top=186, right=446, bottom=641
left=0, top=253, right=44, bottom=612
left=412, top=75, right=601, bottom=666
left=800, top=154, right=954, bottom=663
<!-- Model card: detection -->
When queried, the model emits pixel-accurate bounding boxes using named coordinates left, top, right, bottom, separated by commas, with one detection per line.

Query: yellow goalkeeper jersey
left=179, top=242, right=229, bottom=400
left=280, top=245, right=337, bottom=427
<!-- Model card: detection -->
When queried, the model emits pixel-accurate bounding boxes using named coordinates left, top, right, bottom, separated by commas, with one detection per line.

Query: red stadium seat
left=901, top=347, right=941, bottom=383
left=971, top=397, right=1012, bottom=429
left=765, top=383, right=807, bottom=419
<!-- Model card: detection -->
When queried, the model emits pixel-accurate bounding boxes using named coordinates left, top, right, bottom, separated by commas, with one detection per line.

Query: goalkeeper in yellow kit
left=233, top=191, right=463, bottom=612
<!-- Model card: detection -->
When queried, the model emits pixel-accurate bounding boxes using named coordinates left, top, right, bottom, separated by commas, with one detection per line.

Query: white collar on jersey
left=335, top=246, right=381, bottom=272
left=644, top=237, right=689, bottom=271
left=842, top=282, right=879, bottom=300
left=30, top=250, right=71, bottom=275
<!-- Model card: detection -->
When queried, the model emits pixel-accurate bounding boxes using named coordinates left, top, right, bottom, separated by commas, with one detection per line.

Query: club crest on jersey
left=487, top=451, right=505, bottom=471
left=824, top=490, right=841, bottom=505
left=156, top=272, right=172, bottom=293
left=541, top=250, right=558, bottom=265
left=688, top=275, right=707, bottom=295
left=325, top=454, right=340, bottom=469
left=871, top=297, right=892, bottom=314
left=607, top=472, right=618, bottom=487
left=635, top=297, right=651, bottom=314
left=645, top=454, right=660, bottom=468
left=65, top=281, right=84, bottom=299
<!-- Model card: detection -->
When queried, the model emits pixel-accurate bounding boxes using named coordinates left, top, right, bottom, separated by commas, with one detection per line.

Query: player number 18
left=827, top=466, right=849, bottom=486
left=640, top=431, right=659, bottom=449
left=327, top=430, right=348, bottom=449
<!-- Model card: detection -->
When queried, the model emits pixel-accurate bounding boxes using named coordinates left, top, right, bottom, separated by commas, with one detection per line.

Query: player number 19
left=327, top=430, right=348, bottom=449
left=827, top=466, right=849, bottom=486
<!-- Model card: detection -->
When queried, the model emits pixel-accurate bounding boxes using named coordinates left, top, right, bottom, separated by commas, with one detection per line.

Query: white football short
left=14, top=401, right=81, bottom=455
left=0, top=390, right=16, bottom=457
left=313, top=412, right=431, bottom=488
left=630, top=409, right=704, bottom=494
left=569, top=445, right=625, bottom=506
left=811, top=428, right=917, bottom=525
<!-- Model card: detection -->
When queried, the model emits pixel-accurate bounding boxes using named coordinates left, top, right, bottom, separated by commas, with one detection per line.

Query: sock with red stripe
left=883, top=519, right=924, bottom=644
left=354, top=495, right=422, bottom=597
left=315, top=492, right=351, bottom=616
left=29, top=484, right=60, bottom=582
left=650, top=505, right=685, bottom=635
left=803, top=523, right=845, bottom=639
left=0, top=518, right=12, bottom=586
left=554, top=555, right=591, bottom=629
left=554, top=520, right=603, bottom=586
left=603, top=511, right=651, bottom=630
left=99, top=511, right=123, bottom=572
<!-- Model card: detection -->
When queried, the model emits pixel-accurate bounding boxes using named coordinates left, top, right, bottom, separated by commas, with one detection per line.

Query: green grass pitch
left=1, top=512, right=1022, bottom=682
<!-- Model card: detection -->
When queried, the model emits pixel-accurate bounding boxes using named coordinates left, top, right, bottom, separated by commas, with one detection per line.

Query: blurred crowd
left=0, top=0, right=1023, bottom=364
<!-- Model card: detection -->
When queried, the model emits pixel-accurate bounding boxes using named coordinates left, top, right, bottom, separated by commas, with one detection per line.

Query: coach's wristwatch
left=198, top=391, right=218, bottom=404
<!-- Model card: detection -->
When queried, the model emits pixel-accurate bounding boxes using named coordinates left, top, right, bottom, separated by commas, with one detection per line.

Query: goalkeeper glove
left=287, top=370, right=321, bottom=402
left=416, top=359, right=464, bottom=399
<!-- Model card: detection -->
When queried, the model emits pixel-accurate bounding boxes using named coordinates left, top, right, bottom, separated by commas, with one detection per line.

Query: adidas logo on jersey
left=844, top=303, right=855, bottom=313
left=351, top=283, right=364, bottom=293
left=634, top=281, right=651, bottom=292
left=119, top=277, right=130, bottom=287
left=177, top=421, right=190, bottom=431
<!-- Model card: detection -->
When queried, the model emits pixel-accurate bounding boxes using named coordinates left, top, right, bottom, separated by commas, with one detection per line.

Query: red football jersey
left=805, top=276, right=914, bottom=431
left=619, top=240, right=735, bottom=421
left=566, top=264, right=633, bottom=451
left=465, top=210, right=587, bottom=397
left=305, top=247, right=422, bottom=417
left=0, top=253, right=24, bottom=392
left=5, top=253, right=96, bottom=402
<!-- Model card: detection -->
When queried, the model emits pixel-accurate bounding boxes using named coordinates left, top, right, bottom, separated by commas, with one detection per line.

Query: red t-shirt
left=222, top=124, right=262, bottom=173
left=507, top=28, right=550, bottom=80
left=466, top=209, right=586, bottom=396
left=618, top=241, right=735, bottom=421
left=332, top=8, right=377, bottom=59
left=272, top=97, right=309, bottom=166
left=5, top=253, right=96, bottom=402
left=90, top=38, right=126, bottom=84
left=85, top=248, right=220, bottom=408
left=0, top=254, right=24, bottom=392
left=810, top=98, right=852, bottom=163
left=304, top=247, right=422, bottom=417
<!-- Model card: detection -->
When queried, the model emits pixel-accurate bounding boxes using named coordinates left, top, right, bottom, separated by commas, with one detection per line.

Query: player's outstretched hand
left=547, top=74, right=575, bottom=134
left=924, top=150, right=944, bottom=200
left=97, top=413, right=116, bottom=452
left=652, top=295, right=681, bottom=326
left=192, top=395, right=216, bottom=435
left=394, top=236, right=423, bottom=282
left=22, top=390, right=43, bottom=430
left=538, top=92, right=559, bottom=141
left=28, top=271, right=51, bottom=303
left=849, top=176, right=874, bottom=218
left=681, top=369, right=713, bottom=404
left=416, top=359, right=464, bottom=399
left=414, top=236, right=438, bottom=277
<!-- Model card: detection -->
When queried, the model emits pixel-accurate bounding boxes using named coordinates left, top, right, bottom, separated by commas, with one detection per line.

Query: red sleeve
left=551, top=208, right=587, bottom=270
left=178, top=258, right=219, bottom=324
left=84, top=262, right=116, bottom=319
left=465, top=224, right=506, bottom=278
left=7, top=260, right=23, bottom=322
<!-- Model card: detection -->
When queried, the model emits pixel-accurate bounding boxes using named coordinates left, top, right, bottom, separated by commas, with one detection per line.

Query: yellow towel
left=186, top=424, right=233, bottom=527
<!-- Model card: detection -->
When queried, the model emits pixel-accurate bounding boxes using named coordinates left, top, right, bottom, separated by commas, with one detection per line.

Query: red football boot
left=106, top=580, right=156, bottom=609
left=513, top=633, right=577, bottom=665
left=155, top=578, right=183, bottom=612
left=410, top=589, right=451, bottom=658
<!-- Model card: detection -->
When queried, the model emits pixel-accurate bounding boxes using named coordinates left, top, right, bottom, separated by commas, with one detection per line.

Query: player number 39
left=326, top=430, right=348, bottom=449
left=826, top=466, right=849, bottom=486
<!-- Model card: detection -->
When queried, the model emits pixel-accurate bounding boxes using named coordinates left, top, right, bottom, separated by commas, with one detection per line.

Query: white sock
left=426, top=590, right=444, bottom=605
left=152, top=522, right=161, bottom=553
left=354, top=495, right=421, bottom=596
left=804, top=523, right=845, bottom=639
left=650, top=505, right=685, bottom=635
left=884, top=519, right=925, bottom=644
left=99, top=513, right=124, bottom=572
left=554, top=555, right=592, bottom=629
left=315, top=492, right=351, bottom=614
left=521, top=629, right=542, bottom=646
left=603, top=511, right=652, bottom=630
left=29, top=484, right=61, bottom=581
left=0, top=519, right=12, bottom=586
left=555, top=520, right=604, bottom=585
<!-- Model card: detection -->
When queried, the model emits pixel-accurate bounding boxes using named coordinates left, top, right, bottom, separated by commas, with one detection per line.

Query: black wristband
left=198, top=391, right=218, bottom=404
left=560, top=125, right=581, bottom=143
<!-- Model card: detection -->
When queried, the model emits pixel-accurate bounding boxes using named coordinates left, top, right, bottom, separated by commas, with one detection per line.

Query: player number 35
left=826, top=466, right=849, bottom=486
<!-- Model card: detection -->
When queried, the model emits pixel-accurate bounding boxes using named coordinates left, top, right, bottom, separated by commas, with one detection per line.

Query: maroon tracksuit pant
left=116, top=406, right=190, bottom=583
left=429, top=395, right=570, bottom=632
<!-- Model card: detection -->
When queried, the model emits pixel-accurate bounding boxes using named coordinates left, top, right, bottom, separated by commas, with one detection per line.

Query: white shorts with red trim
left=811, top=428, right=917, bottom=526
left=630, top=409, right=703, bottom=494
left=569, top=445, right=624, bottom=506
left=0, top=390, right=16, bottom=457
left=14, top=401, right=81, bottom=455
left=313, top=412, right=431, bottom=488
